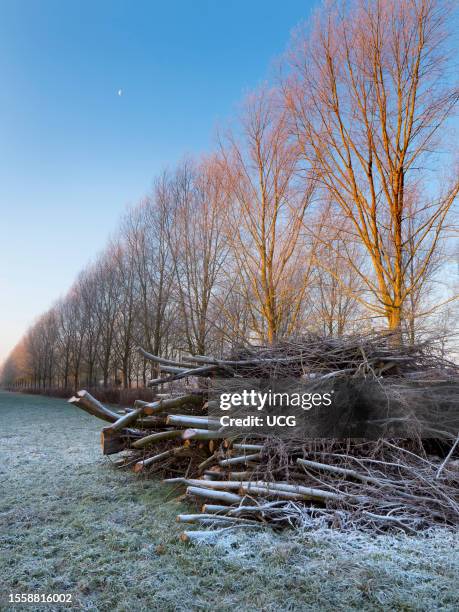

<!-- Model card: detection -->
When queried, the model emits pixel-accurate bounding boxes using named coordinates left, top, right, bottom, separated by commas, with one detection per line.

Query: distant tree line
left=2, top=0, right=458, bottom=392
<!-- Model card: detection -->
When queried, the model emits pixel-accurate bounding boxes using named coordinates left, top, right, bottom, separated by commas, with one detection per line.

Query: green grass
left=0, top=390, right=458, bottom=611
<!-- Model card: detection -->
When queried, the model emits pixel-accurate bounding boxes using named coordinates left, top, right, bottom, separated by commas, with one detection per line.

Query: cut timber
left=134, top=394, right=203, bottom=415
left=202, top=470, right=223, bottom=479
left=134, top=446, right=188, bottom=472
left=201, top=504, right=228, bottom=513
left=182, top=428, right=226, bottom=441
left=105, top=407, right=144, bottom=432
left=227, top=471, right=254, bottom=479
left=238, top=485, right=312, bottom=502
left=239, top=482, right=345, bottom=502
left=186, top=486, right=242, bottom=504
left=132, top=429, right=184, bottom=449
left=254, top=481, right=343, bottom=501
left=163, top=478, right=242, bottom=489
left=176, top=515, right=233, bottom=525
left=177, top=514, right=259, bottom=525
left=66, top=335, right=459, bottom=535
left=136, top=415, right=168, bottom=428
left=219, top=453, right=262, bottom=466
left=101, top=426, right=143, bottom=454
left=69, top=390, right=119, bottom=423
left=164, top=478, right=345, bottom=502
left=166, top=415, right=220, bottom=428
left=101, top=428, right=130, bottom=455
left=202, top=502, right=285, bottom=515
left=232, top=443, right=264, bottom=452
left=138, top=401, right=162, bottom=414
left=203, top=470, right=252, bottom=480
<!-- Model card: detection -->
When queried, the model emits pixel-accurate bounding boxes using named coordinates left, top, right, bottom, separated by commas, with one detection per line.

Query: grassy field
left=1, top=390, right=458, bottom=611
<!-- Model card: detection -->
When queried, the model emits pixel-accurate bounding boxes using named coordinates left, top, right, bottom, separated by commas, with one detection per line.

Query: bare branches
left=69, top=366, right=459, bottom=533
left=285, top=0, right=459, bottom=337
left=219, top=87, right=316, bottom=343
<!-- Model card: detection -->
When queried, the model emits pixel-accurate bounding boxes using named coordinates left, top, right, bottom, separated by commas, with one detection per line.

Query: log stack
left=69, top=334, right=459, bottom=540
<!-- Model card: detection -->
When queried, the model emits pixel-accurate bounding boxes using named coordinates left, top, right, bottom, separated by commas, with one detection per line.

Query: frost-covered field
left=1, top=390, right=458, bottom=611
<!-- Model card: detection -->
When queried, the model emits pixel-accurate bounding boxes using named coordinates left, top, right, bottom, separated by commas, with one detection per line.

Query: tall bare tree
left=169, top=158, right=229, bottom=354
left=285, top=0, right=459, bottom=337
left=221, top=88, right=316, bottom=343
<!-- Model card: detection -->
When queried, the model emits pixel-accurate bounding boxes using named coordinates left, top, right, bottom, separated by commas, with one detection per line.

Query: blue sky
left=0, top=0, right=318, bottom=363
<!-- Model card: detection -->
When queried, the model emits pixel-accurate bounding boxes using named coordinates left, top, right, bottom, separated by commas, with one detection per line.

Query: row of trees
left=2, top=0, right=458, bottom=391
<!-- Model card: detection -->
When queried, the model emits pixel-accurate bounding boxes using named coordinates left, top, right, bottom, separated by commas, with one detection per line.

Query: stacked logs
left=68, top=389, right=212, bottom=462
left=68, top=336, right=459, bottom=541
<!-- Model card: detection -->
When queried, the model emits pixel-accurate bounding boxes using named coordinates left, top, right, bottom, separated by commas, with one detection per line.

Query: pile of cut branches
left=69, top=333, right=459, bottom=541
left=139, top=332, right=457, bottom=380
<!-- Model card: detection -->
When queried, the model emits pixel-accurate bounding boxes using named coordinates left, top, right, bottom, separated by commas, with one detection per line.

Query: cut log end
left=101, top=428, right=128, bottom=455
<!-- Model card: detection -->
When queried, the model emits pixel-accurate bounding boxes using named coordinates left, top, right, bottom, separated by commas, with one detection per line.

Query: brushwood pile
left=69, top=333, right=459, bottom=541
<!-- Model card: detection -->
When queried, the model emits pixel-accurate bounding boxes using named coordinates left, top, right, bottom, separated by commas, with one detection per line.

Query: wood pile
left=69, top=334, right=459, bottom=541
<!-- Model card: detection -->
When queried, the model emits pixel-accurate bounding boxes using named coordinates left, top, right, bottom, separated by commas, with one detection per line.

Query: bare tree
left=94, top=248, right=121, bottom=387
left=123, top=181, right=175, bottom=380
left=312, top=206, right=366, bottom=336
left=78, top=268, right=103, bottom=387
left=221, top=87, right=316, bottom=343
left=285, top=0, right=459, bottom=337
left=112, top=244, right=136, bottom=388
left=169, top=158, right=229, bottom=354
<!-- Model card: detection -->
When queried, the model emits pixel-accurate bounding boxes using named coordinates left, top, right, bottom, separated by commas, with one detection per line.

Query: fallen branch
left=167, top=415, right=220, bottom=428
left=219, top=453, right=262, bottom=467
left=186, top=486, right=242, bottom=504
left=297, top=457, right=383, bottom=486
left=134, top=447, right=188, bottom=472
left=69, top=390, right=119, bottom=423
left=436, top=432, right=459, bottom=479
left=138, top=347, right=198, bottom=369
left=147, top=365, right=222, bottom=387
left=182, top=428, right=226, bottom=441
left=105, top=407, right=144, bottom=432
left=177, top=514, right=260, bottom=525
left=132, top=429, right=184, bottom=449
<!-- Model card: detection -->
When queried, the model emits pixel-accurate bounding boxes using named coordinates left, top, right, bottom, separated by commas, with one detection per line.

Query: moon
left=117, top=89, right=123, bottom=97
